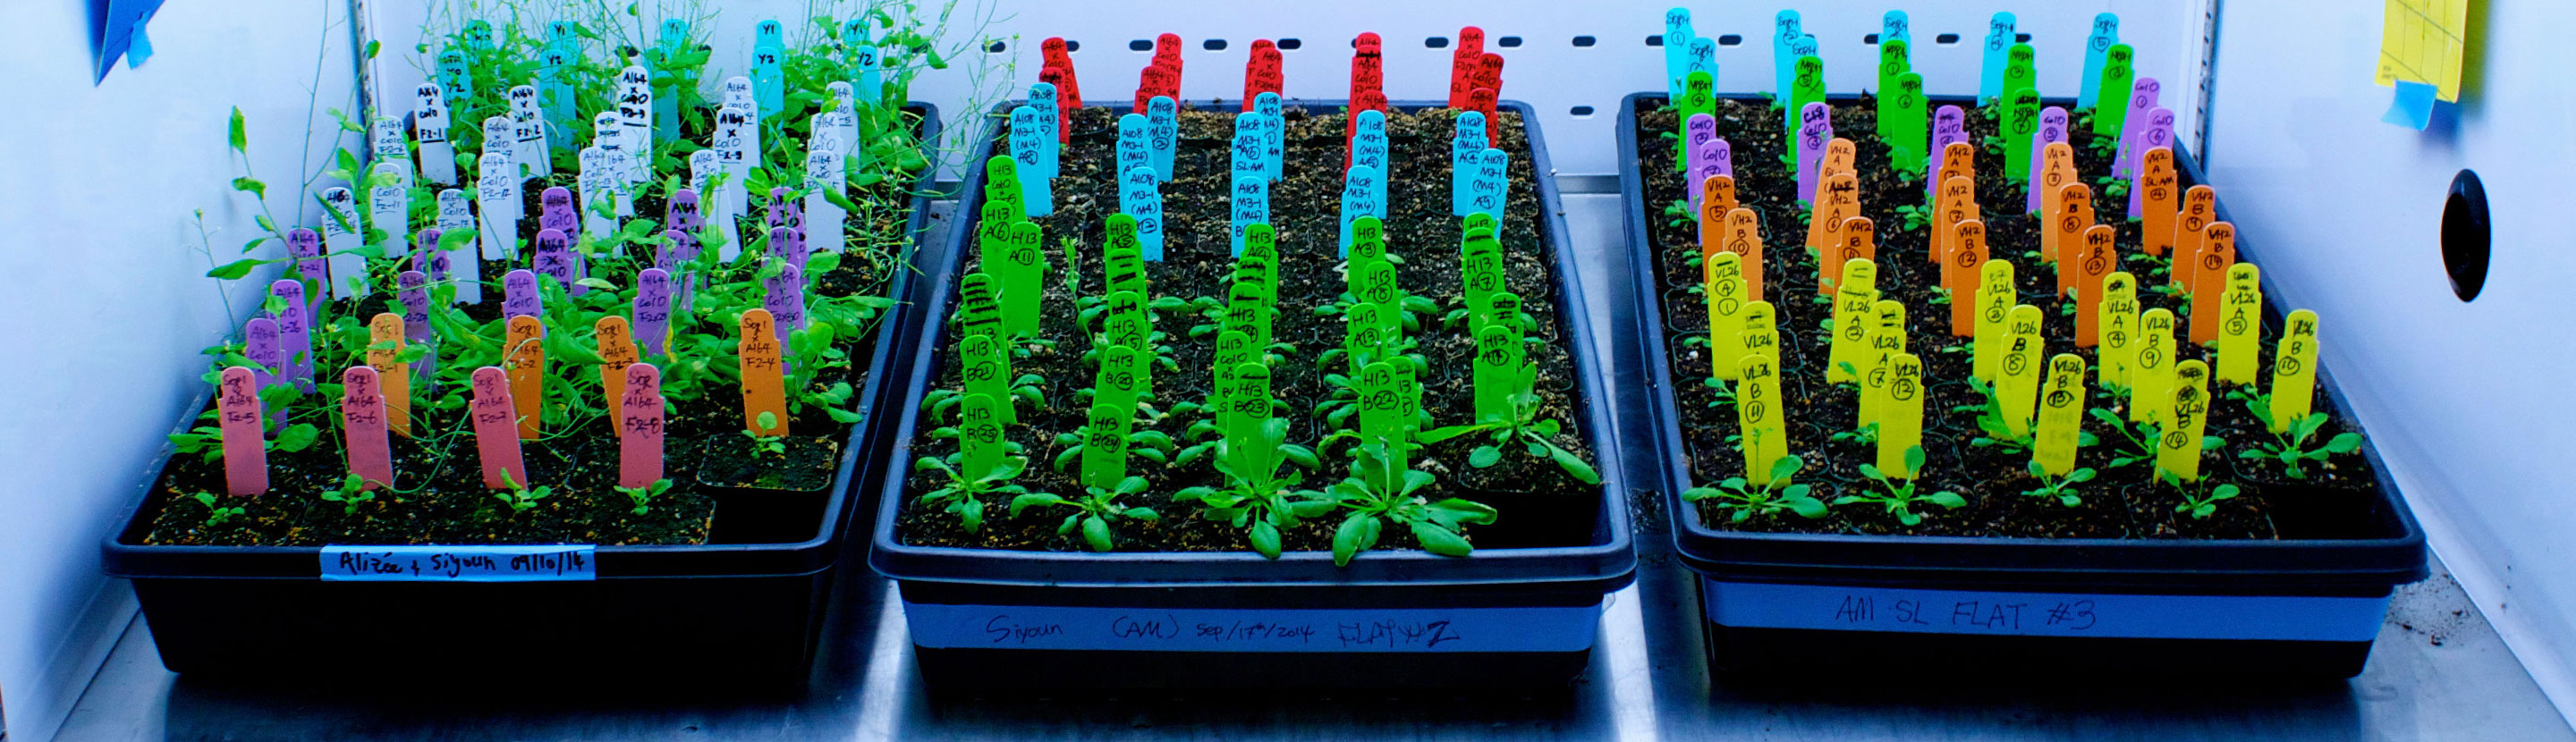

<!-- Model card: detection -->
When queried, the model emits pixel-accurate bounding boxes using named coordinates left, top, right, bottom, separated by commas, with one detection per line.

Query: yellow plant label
left=1973, top=258, right=2013, bottom=381
left=2131, top=308, right=2175, bottom=425
left=1826, top=258, right=1879, bottom=384
left=1998, top=304, right=2044, bottom=436
left=2157, top=359, right=2212, bottom=482
left=2216, top=263, right=2263, bottom=384
left=1741, top=300, right=1781, bottom=368
left=2099, top=272, right=2140, bottom=388
left=1738, top=353, right=1789, bottom=486
left=1707, top=251, right=1749, bottom=380
left=1859, top=299, right=1906, bottom=428
left=1877, top=352, right=1925, bottom=478
left=2269, top=309, right=2321, bottom=432
left=2032, top=352, right=2088, bottom=476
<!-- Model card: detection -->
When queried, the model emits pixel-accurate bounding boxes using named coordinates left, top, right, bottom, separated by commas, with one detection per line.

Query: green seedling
left=923, top=374, right=1046, bottom=423
left=1966, top=377, right=2035, bottom=454
left=2089, top=407, right=2161, bottom=469
left=1418, top=391, right=1602, bottom=485
left=1174, top=417, right=1332, bottom=559
left=1327, top=443, right=1496, bottom=566
left=1010, top=475, right=1160, bottom=552
left=914, top=457, right=1044, bottom=534
left=190, top=492, right=246, bottom=527
left=2163, top=469, right=2241, bottom=519
left=1682, top=453, right=1828, bottom=522
left=320, top=473, right=377, bottom=515
left=1050, top=417, right=1174, bottom=471
left=2242, top=396, right=2364, bottom=480
left=1891, top=203, right=1930, bottom=232
left=2092, top=174, right=2129, bottom=200
left=613, top=478, right=673, bottom=516
left=1662, top=198, right=1694, bottom=228
left=743, top=415, right=789, bottom=455
left=2021, top=460, right=2097, bottom=507
left=495, top=469, right=552, bottom=514
left=1831, top=421, right=1881, bottom=446
left=1832, top=446, right=1965, bottom=526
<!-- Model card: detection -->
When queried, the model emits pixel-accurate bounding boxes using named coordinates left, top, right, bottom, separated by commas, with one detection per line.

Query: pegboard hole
left=2442, top=169, right=2490, bottom=302
left=1128, top=39, right=1152, bottom=52
left=985, top=40, right=1006, bottom=53
left=1935, top=33, right=1962, bottom=45
left=1202, top=38, right=1227, bottom=51
left=2016, top=32, right=2033, bottom=43
left=1864, top=33, right=1880, bottom=44
left=1276, top=38, right=1301, bottom=50
left=1569, top=105, right=1596, bottom=117
left=1716, top=34, right=1742, bottom=46
left=1646, top=34, right=1665, bottom=46
left=1063, top=39, right=1081, bottom=52
left=1572, top=35, right=1597, bottom=47
left=1427, top=36, right=1450, bottom=48
left=1498, top=36, right=1522, bottom=47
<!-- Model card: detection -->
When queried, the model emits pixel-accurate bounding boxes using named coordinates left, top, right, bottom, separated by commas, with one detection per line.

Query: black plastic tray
left=869, top=98, right=1636, bottom=690
left=97, top=104, right=944, bottom=687
left=1614, top=92, right=2427, bottom=678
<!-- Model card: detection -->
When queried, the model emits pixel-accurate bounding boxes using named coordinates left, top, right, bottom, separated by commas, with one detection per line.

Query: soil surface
left=1633, top=96, right=2384, bottom=540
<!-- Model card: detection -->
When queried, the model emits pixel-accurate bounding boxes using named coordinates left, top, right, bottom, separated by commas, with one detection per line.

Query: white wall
left=2205, top=0, right=2576, bottom=728
left=0, top=1, right=361, bottom=738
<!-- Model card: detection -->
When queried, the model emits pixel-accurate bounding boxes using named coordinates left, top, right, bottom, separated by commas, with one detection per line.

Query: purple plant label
left=1796, top=102, right=1831, bottom=203
left=268, top=280, right=314, bottom=392
left=1684, top=114, right=1719, bottom=215
left=2028, top=106, right=2069, bottom=213
left=635, top=268, right=672, bottom=357
left=658, top=229, right=700, bottom=313
left=2115, top=78, right=2163, bottom=176
left=768, top=225, right=807, bottom=277
left=2130, top=107, right=2177, bottom=215
left=764, top=263, right=808, bottom=333
left=533, top=229, right=576, bottom=293
left=398, top=270, right=436, bottom=389
left=503, top=269, right=541, bottom=319
left=667, top=189, right=703, bottom=233
left=540, top=186, right=578, bottom=241
left=412, top=228, right=441, bottom=274
left=244, top=316, right=286, bottom=432
left=1928, top=105, right=1967, bottom=196
left=286, top=228, right=326, bottom=303
left=767, top=186, right=805, bottom=236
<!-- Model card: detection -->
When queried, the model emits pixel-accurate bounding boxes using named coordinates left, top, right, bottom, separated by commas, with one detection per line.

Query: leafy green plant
left=1830, top=421, right=1880, bottom=446
left=922, top=374, right=1045, bottom=423
left=190, top=493, right=246, bottom=527
left=2241, top=396, right=2363, bottom=480
left=1965, top=377, right=2033, bottom=454
left=1891, top=203, right=1930, bottom=232
left=1174, top=418, right=1332, bottom=558
left=2089, top=408, right=2160, bottom=469
left=496, top=469, right=552, bottom=514
left=1010, top=475, right=1160, bottom=552
left=1051, top=417, right=1174, bottom=471
left=914, top=457, right=1043, bottom=533
left=1682, top=454, right=1827, bottom=522
left=1661, top=198, right=1693, bottom=228
left=1418, top=392, right=1601, bottom=484
left=320, top=473, right=377, bottom=516
left=1326, top=444, right=1496, bottom=566
left=2020, top=460, right=2096, bottom=507
left=1832, top=446, right=1965, bottom=526
left=2164, top=470, right=2241, bottom=519
left=742, top=417, right=789, bottom=455
left=613, top=478, right=673, bottom=516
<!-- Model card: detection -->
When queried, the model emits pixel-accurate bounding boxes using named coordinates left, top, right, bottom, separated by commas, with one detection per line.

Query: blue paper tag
left=1980, top=13, right=2018, bottom=102
left=1451, top=113, right=1488, bottom=216
left=1352, top=110, right=1390, bottom=175
left=1115, top=114, right=1149, bottom=182
left=1029, top=83, right=1061, bottom=177
left=1665, top=7, right=1695, bottom=100
left=1254, top=94, right=1284, bottom=181
left=1339, top=165, right=1383, bottom=257
left=1121, top=165, right=1165, bottom=260
left=1146, top=97, right=1179, bottom=182
left=2383, top=80, right=2438, bottom=131
left=2080, top=13, right=2121, bottom=108
left=1882, top=10, right=1911, bottom=46
left=1772, top=10, right=1803, bottom=101
left=1467, top=148, right=1509, bottom=222
left=1703, top=579, right=2391, bottom=641
left=903, top=600, right=1603, bottom=653
left=1231, top=174, right=1267, bottom=257
left=320, top=544, right=596, bottom=582
left=1008, top=106, right=1053, bottom=216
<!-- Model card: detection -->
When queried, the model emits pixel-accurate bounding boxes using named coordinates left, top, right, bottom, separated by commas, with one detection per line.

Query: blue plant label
left=1230, top=115, right=1264, bottom=187
left=1338, top=164, right=1383, bottom=257
left=1028, top=82, right=1061, bottom=177
left=1116, top=114, right=1150, bottom=183
left=1685, top=36, right=1716, bottom=84
left=1782, top=35, right=1818, bottom=132
left=1772, top=10, right=1802, bottom=100
left=902, top=601, right=1603, bottom=653
left=437, top=49, right=473, bottom=107
left=843, top=18, right=871, bottom=48
left=1451, top=113, right=1488, bottom=216
left=654, top=20, right=688, bottom=138
left=1702, top=579, right=2392, bottom=642
left=1664, top=7, right=1695, bottom=99
left=755, top=18, right=784, bottom=48
left=1882, top=10, right=1911, bottom=46
left=1466, top=148, right=1508, bottom=222
left=320, top=544, right=595, bottom=582
left=751, top=43, right=785, bottom=114
left=1230, top=174, right=1267, bottom=257
left=1146, top=96, right=1178, bottom=181
left=1254, top=93, right=1284, bottom=181
left=1121, top=165, right=1165, bottom=261
left=1008, top=106, right=1053, bottom=216
left=1980, top=13, right=2018, bottom=102
left=2080, top=13, right=2120, bottom=108
left=852, top=45, right=883, bottom=105
left=1352, top=109, right=1389, bottom=174
left=539, top=26, right=576, bottom=139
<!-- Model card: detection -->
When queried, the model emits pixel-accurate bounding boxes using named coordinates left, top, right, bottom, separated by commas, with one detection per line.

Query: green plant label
left=1359, top=360, right=1406, bottom=465
left=1677, top=71, right=1716, bottom=170
left=2096, top=45, right=2136, bottom=135
left=1786, top=55, right=1825, bottom=137
left=1354, top=258, right=1400, bottom=309
left=2002, top=88, right=2042, bottom=181
left=1350, top=216, right=1386, bottom=265
left=1226, top=281, right=1270, bottom=351
left=958, top=273, right=1003, bottom=340
left=985, top=156, right=1025, bottom=220
left=1241, top=224, right=1280, bottom=291
left=1875, top=39, right=1910, bottom=139
left=2004, top=43, right=2036, bottom=99
left=1079, top=402, right=1131, bottom=490
left=960, top=333, right=1014, bottom=425
left=1486, top=291, right=1523, bottom=335
left=976, top=202, right=1013, bottom=276
left=1226, top=362, right=1274, bottom=476
left=1213, top=330, right=1255, bottom=427
left=1105, top=291, right=1149, bottom=358
left=1887, top=72, right=1928, bottom=173
left=1473, top=324, right=1526, bottom=423
left=1345, top=302, right=1387, bottom=371
left=1462, top=236, right=1504, bottom=322
left=961, top=392, right=1004, bottom=476
left=1233, top=254, right=1277, bottom=308
left=1392, top=354, right=1424, bottom=435
left=1463, top=214, right=1497, bottom=240
left=1002, top=221, right=1046, bottom=337
left=1104, top=225, right=1148, bottom=299
left=1097, top=343, right=1143, bottom=419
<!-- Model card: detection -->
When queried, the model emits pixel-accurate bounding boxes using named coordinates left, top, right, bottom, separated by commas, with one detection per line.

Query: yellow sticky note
left=1826, top=259, right=1879, bottom=384
left=2378, top=0, right=2469, bottom=102
left=2270, top=309, right=2322, bottom=432
left=1707, top=252, right=1749, bottom=380
left=2131, top=308, right=2176, bottom=425
left=2033, top=353, right=2088, bottom=476
left=1998, top=305, right=2044, bottom=436
left=1973, top=259, right=2014, bottom=382
left=1738, top=354, right=1789, bottom=486
left=2158, top=360, right=2213, bottom=482
left=2217, top=264, right=2264, bottom=385
left=1877, top=353, right=1925, bottom=478
left=1859, top=300, right=1906, bottom=428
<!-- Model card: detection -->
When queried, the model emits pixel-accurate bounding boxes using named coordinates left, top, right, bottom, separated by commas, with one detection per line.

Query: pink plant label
left=1796, top=102, right=1831, bottom=203
left=635, top=268, right=672, bottom=357
left=619, top=362, right=665, bottom=488
left=539, top=186, right=578, bottom=241
left=470, top=366, right=528, bottom=488
left=1928, top=105, right=1967, bottom=196
left=503, top=269, right=541, bottom=319
left=2028, top=106, right=2069, bottom=213
left=217, top=367, right=268, bottom=496
left=342, top=366, right=394, bottom=489
left=268, top=280, right=314, bottom=392
left=2115, top=77, right=2162, bottom=176
left=533, top=229, right=578, bottom=294
left=2129, top=108, right=2177, bottom=215
left=244, top=317, right=286, bottom=433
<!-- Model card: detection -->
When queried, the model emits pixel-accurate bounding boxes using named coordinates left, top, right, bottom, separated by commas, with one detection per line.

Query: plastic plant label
left=1145, top=96, right=1178, bottom=182
left=1858, top=304, right=1903, bottom=427
left=2189, top=223, right=2238, bottom=343
left=1738, top=353, right=1789, bottom=486
left=533, top=229, right=577, bottom=295
left=323, top=544, right=593, bottom=582
left=962, top=333, right=1014, bottom=426
left=2159, top=361, right=2213, bottom=482
left=2269, top=310, right=2322, bottom=432
left=1998, top=305, right=2044, bottom=436
left=2080, top=14, right=2121, bottom=108
left=2027, top=352, right=2089, bottom=477
left=1233, top=125, right=1266, bottom=243
left=606, top=361, right=661, bottom=488
left=1466, top=149, right=1508, bottom=223
left=2001, top=89, right=2040, bottom=183
left=1878, top=352, right=1925, bottom=478
left=1825, top=259, right=1879, bottom=384
left=2004, top=41, right=2037, bottom=98
left=1106, top=291, right=1149, bottom=362
left=2100, top=273, right=2141, bottom=387
left=959, top=273, right=1004, bottom=341
left=1462, top=235, right=1504, bottom=328
left=2138, top=148, right=2180, bottom=249
left=752, top=43, right=784, bottom=114
left=1212, top=330, right=1254, bottom=426
left=1742, top=301, right=1780, bottom=368
left=597, top=316, right=638, bottom=436
left=854, top=45, right=884, bottom=108
left=1772, top=10, right=1804, bottom=99
left=737, top=309, right=789, bottom=436
left=2216, top=264, right=2264, bottom=385
left=1080, top=400, right=1133, bottom=491
left=1935, top=142, right=1974, bottom=211
left=1008, top=108, right=1053, bottom=216
left=1257, top=94, right=1284, bottom=181
left=330, top=367, right=393, bottom=490
left=1933, top=176, right=1973, bottom=269
left=996, top=221, right=1045, bottom=337
left=2075, top=224, right=2117, bottom=347
left=983, top=155, right=1027, bottom=222
left=1243, top=224, right=1281, bottom=290
left=519, top=84, right=557, bottom=175
left=1928, top=106, right=1967, bottom=197
left=1949, top=221, right=1989, bottom=336
left=1339, top=165, right=1385, bottom=257
left=805, top=150, right=849, bottom=252
left=538, top=24, right=576, bottom=136
left=319, top=187, right=365, bottom=298
left=365, top=313, right=411, bottom=437
left=1795, top=102, right=1831, bottom=199
left=1472, top=324, right=1526, bottom=424
left=2114, top=79, right=2163, bottom=173
left=1786, top=56, right=1825, bottom=137
left=1807, top=173, right=1860, bottom=278
left=436, top=48, right=472, bottom=110
left=1887, top=73, right=1928, bottom=172
left=1699, top=175, right=1738, bottom=236
left=2096, top=46, right=2139, bottom=139
left=1471, top=52, right=1506, bottom=105
left=1097, top=342, right=1144, bottom=425
left=1713, top=207, right=1765, bottom=302
left=1979, top=13, right=2016, bottom=100
left=1677, top=72, right=1717, bottom=171
left=369, top=163, right=411, bottom=252
left=1352, top=109, right=1390, bottom=176
left=1454, top=112, right=1489, bottom=215
left=1119, top=166, right=1165, bottom=261
left=1358, top=359, right=1407, bottom=456
left=2053, top=182, right=2096, bottom=297
left=1104, top=218, right=1148, bottom=299
left=2131, top=309, right=2176, bottom=425
left=1876, top=39, right=1911, bottom=140
left=944, top=392, right=998, bottom=481
left=632, top=266, right=672, bottom=360
left=1228, top=282, right=1273, bottom=356
left=1023, top=83, right=1061, bottom=178
left=504, top=316, right=547, bottom=440
left=395, top=271, right=435, bottom=390
left=1822, top=139, right=1857, bottom=184
left=414, top=85, right=457, bottom=185
left=1837, top=217, right=1878, bottom=287
left=217, top=367, right=267, bottom=495
left=2026, top=109, right=2070, bottom=214
left=268, top=280, right=314, bottom=392
left=1690, top=136, right=1733, bottom=215
left=1704, top=251, right=1749, bottom=381
left=1344, top=303, right=1386, bottom=371
left=476, top=153, right=518, bottom=261
left=469, top=366, right=527, bottom=487
left=2175, top=186, right=2218, bottom=288
left=1665, top=8, right=1695, bottom=99
left=1247, top=40, right=1284, bottom=109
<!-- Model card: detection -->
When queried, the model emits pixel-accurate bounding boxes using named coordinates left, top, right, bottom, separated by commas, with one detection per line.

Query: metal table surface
left=50, top=193, right=2576, bottom=742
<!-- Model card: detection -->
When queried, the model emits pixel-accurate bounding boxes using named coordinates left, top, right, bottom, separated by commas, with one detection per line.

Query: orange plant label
left=1724, top=207, right=1766, bottom=302
left=741, top=308, right=790, bottom=435
left=2139, top=148, right=2178, bottom=257
left=504, top=315, right=546, bottom=440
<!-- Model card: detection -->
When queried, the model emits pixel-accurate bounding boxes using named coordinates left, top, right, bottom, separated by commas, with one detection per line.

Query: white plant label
left=413, top=84, right=457, bottom=186
left=509, top=85, right=551, bottom=177
left=477, top=151, right=519, bottom=260
left=578, top=146, right=621, bottom=245
left=319, top=187, right=367, bottom=297
left=368, top=162, right=410, bottom=254
left=804, top=149, right=846, bottom=253
left=436, top=189, right=481, bottom=304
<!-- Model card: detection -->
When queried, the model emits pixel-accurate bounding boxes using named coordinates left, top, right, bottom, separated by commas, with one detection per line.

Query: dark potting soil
left=140, top=109, right=930, bottom=547
left=895, top=103, right=1599, bottom=554
left=1633, top=96, right=2381, bottom=540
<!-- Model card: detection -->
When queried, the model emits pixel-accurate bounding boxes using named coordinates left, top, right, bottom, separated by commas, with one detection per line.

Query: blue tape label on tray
left=903, top=601, right=1603, bottom=653
left=1703, top=579, right=2388, bottom=642
left=320, top=544, right=597, bottom=581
